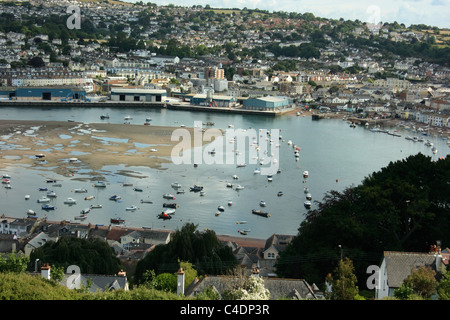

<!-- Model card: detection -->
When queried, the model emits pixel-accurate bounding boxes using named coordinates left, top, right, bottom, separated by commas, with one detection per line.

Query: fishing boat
left=226, top=183, right=233, bottom=188
left=37, top=197, right=50, bottom=203
left=74, top=188, right=88, bottom=193
left=176, top=189, right=185, bottom=194
left=157, top=212, right=172, bottom=220
left=126, top=205, right=137, bottom=211
left=64, top=197, right=77, bottom=204
left=235, top=185, right=244, bottom=190
left=27, top=209, right=36, bottom=216
left=252, top=209, right=269, bottom=218
left=215, top=211, right=221, bottom=216
left=90, top=204, right=103, bottom=209
left=25, top=195, right=30, bottom=200
left=303, top=171, right=309, bottom=178
left=41, top=204, right=55, bottom=211
left=163, top=203, right=177, bottom=208
left=304, top=187, right=309, bottom=193
left=189, top=185, right=203, bottom=192
left=81, top=208, right=91, bottom=214
left=304, top=201, right=312, bottom=209
left=277, top=191, right=283, bottom=197
left=260, top=200, right=266, bottom=207
left=84, top=195, right=95, bottom=200
left=217, top=205, right=225, bottom=212
left=111, top=218, right=125, bottom=224
left=163, top=193, right=176, bottom=199
left=109, top=195, right=122, bottom=201
left=306, top=193, right=312, bottom=200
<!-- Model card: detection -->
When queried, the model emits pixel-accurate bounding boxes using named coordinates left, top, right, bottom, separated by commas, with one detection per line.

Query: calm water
left=0, top=105, right=448, bottom=239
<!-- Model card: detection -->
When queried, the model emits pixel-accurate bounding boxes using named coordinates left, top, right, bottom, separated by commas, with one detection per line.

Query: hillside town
left=0, top=0, right=449, bottom=131
left=0, top=0, right=450, bottom=301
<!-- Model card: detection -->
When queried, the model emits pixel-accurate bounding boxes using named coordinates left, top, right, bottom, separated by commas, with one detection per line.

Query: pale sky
left=130, top=0, right=449, bottom=28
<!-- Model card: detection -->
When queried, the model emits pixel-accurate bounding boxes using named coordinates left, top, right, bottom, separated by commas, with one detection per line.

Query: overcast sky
left=131, top=0, right=449, bottom=28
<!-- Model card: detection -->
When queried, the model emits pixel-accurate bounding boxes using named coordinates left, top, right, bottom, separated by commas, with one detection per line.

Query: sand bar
left=0, top=120, right=202, bottom=177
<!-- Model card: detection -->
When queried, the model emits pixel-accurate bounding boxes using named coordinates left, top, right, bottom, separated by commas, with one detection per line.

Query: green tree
left=0, top=253, right=29, bottom=273
left=403, top=266, right=438, bottom=299
left=438, top=271, right=450, bottom=300
left=325, top=258, right=359, bottom=300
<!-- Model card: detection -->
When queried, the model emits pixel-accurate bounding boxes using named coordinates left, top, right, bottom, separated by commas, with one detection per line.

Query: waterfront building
left=109, top=88, right=167, bottom=103
left=243, top=96, right=293, bottom=111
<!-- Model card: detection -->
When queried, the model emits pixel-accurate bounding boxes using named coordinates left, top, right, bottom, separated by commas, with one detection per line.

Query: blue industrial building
left=243, top=96, right=293, bottom=111
left=1, top=87, right=87, bottom=101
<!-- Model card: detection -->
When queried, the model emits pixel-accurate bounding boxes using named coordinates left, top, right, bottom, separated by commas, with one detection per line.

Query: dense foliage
left=30, top=237, right=123, bottom=275
left=276, top=153, right=450, bottom=286
left=134, top=223, right=237, bottom=284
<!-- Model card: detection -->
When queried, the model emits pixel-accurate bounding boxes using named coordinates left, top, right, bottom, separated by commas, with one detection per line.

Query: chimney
left=177, top=268, right=185, bottom=296
left=41, top=263, right=51, bottom=280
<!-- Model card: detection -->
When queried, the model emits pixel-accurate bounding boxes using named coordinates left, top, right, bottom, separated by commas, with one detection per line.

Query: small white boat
left=306, top=193, right=312, bottom=200
left=74, top=214, right=87, bottom=221
left=253, top=168, right=261, bottom=174
left=74, top=188, right=88, bottom=193
left=163, top=208, right=176, bottom=215
left=218, top=206, right=225, bottom=212
left=80, top=208, right=91, bottom=214
left=126, top=205, right=137, bottom=211
left=47, top=191, right=57, bottom=198
left=232, top=175, right=239, bottom=180
left=267, top=175, right=273, bottom=182
left=226, top=183, right=233, bottom=188
left=35, top=153, right=45, bottom=158
left=304, top=201, right=312, bottom=209
left=171, top=182, right=182, bottom=188
left=260, top=200, right=266, bottom=207
left=64, top=198, right=77, bottom=204
left=109, top=195, right=122, bottom=201
left=25, top=195, right=30, bottom=200
left=90, top=204, right=103, bottom=209
left=37, top=197, right=50, bottom=203
left=124, top=115, right=133, bottom=120
left=84, top=195, right=95, bottom=200
left=27, top=209, right=36, bottom=216
left=150, top=148, right=158, bottom=152
left=303, top=171, right=309, bottom=178
left=145, top=117, right=152, bottom=122
left=228, top=201, right=232, bottom=206
left=235, top=185, right=244, bottom=190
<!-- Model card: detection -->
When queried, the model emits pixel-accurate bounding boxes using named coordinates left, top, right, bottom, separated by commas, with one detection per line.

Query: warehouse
left=4, top=87, right=86, bottom=101
left=110, top=88, right=167, bottom=103
left=243, top=96, right=293, bottom=111
left=190, top=93, right=236, bottom=108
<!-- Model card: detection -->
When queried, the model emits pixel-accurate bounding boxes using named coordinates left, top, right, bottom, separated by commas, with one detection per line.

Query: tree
left=0, top=253, right=29, bottom=273
left=325, top=258, right=359, bottom=300
left=225, top=276, right=270, bottom=300
left=27, top=56, right=45, bottom=68
left=438, top=271, right=450, bottom=300
left=402, top=266, right=438, bottom=299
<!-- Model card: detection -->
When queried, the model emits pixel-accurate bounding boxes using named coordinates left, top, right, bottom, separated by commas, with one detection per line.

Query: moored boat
left=303, top=171, right=309, bottom=178
left=64, top=197, right=77, bottom=204
left=163, top=193, right=176, bottom=199
left=74, top=188, right=88, bottom=193
left=75, top=214, right=87, bottom=221
left=81, top=208, right=91, bottom=214
left=189, top=185, right=203, bottom=192
left=157, top=212, right=172, bottom=220
left=90, top=204, right=103, bottom=209
left=111, top=218, right=125, bottom=224
left=304, top=201, right=312, bottom=209
left=126, top=205, right=137, bottom=211
left=163, top=203, right=177, bottom=208
left=37, top=197, right=50, bottom=203
left=41, top=204, right=55, bottom=210
left=252, top=209, right=269, bottom=218
left=109, top=195, right=122, bottom=201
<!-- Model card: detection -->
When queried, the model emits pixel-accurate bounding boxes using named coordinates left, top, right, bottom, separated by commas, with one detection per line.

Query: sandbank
left=0, top=120, right=202, bottom=177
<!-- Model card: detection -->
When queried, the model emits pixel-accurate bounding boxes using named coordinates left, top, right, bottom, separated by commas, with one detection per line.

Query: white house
left=376, top=250, right=446, bottom=299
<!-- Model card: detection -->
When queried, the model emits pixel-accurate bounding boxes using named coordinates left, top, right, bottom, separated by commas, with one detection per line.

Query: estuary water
left=0, top=105, right=448, bottom=239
